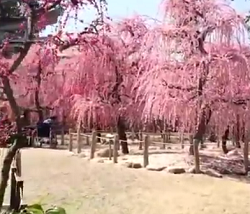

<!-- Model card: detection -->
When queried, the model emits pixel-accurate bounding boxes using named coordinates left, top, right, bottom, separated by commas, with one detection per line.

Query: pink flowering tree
left=135, top=0, right=250, bottom=157
left=58, top=16, right=150, bottom=154
left=0, top=0, right=107, bottom=209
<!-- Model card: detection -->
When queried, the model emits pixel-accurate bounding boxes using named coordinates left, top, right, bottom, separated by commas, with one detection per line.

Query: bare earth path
left=3, top=148, right=250, bottom=214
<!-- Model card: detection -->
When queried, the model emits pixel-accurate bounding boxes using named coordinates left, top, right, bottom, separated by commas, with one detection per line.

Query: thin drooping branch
left=214, top=98, right=250, bottom=106
left=34, top=61, right=43, bottom=121
left=162, top=80, right=196, bottom=92
left=57, top=29, right=98, bottom=51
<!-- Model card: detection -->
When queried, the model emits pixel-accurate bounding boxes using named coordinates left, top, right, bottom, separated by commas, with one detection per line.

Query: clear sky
left=42, top=0, right=250, bottom=36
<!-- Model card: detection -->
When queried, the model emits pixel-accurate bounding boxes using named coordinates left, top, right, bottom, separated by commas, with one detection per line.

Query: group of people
left=33, top=116, right=58, bottom=146
left=0, top=114, right=58, bottom=147
left=36, top=116, right=57, bottom=135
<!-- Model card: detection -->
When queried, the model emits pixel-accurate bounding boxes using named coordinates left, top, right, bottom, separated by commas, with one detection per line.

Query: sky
left=41, top=0, right=250, bottom=36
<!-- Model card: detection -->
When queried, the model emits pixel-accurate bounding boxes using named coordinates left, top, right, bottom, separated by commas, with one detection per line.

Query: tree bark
left=222, top=126, right=230, bottom=154
left=234, top=114, right=241, bottom=148
left=0, top=77, right=27, bottom=211
left=96, top=124, right=101, bottom=143
left=117, top=116, right=129, bottom=154
left=0, top=5, right=35, bottom=209
left=208, top=125, right=217, bottom=142
left=0, top=1, right=65, bottom=210
left=189, top=107, right=212, bottom=155
left=0, top=136, right=26, bottom=211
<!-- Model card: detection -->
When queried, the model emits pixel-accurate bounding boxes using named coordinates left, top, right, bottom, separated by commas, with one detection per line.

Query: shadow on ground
left=198, top=153, right=250, bottom=183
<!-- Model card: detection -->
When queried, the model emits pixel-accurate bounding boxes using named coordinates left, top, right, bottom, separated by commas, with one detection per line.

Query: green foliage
left=9, top=204, right=66, bottom=214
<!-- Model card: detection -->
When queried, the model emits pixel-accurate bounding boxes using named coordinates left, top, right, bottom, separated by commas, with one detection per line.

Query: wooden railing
left=3, top=150, right=26, bottom=212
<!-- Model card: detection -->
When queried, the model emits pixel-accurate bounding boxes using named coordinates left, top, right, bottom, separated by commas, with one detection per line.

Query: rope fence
left=66, top=129, right=250, bottom=174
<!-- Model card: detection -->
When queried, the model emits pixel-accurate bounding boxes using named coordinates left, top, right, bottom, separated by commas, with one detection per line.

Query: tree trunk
left=0, top=77, right=25, bottom=211
left=96, top=124, right=101, bottom=143
left=117, top=116, right=129, bottom=154
left=133, top=124, right=140, bottom=140
left=208, top=125, right=217, bottom=142
left=234, top=114, right=241, bottom=148
left=189, top=107, right=212, bottom=155
left=0, top=40, right=33, bottom=211
left=222, top=126, right=230, bottom=154
left=0, top=136, right=26, bottom=210
left=200, top=137, right=205, bottom=149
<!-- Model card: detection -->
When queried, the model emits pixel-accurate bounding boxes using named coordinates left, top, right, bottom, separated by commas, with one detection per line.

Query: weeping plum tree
left=9, top=45, right=69, bottom=122
left=61, top=16, right=150, bottom=154
left=135, top=0, right=250, bottom=159
left=0, top=0, right=106, bottom=210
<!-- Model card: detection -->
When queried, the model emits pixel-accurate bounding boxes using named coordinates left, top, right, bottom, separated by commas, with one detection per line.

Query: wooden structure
left=2, top=149, right=26, bottom=211
left=0, top=0, right=63, bottom=56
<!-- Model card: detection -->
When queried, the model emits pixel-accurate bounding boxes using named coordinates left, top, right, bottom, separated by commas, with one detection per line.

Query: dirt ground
left=1, top=147, right=250, bottom=214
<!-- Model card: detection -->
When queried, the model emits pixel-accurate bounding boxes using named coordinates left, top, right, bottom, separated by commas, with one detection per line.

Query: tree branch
left=36, top=0, right=62, bottom=14
left=197, top=26, right=215, bottom=54
left=57, top=17, right=103, bottom=51
left=8, top=44, right=32, bottom=75
left=214, top=97, right=250, bottom=106
left=162, top=80, right=196, bottom=92
left=108, top=66, right=123, bottom=105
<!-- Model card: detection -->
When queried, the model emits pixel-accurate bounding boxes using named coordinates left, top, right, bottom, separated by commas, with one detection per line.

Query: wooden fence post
left=7, top=150, right=26, bottom=211
left=10, top=167, right=17, bottom=210
left=117, top=137, right=120, bottom=151
left=113, top=135, right=118, bottom=163
left=76, top=122, right=82, bottom=154
left=61, top=127, right=65, bottom=146
left=143, top=135, right=149, bottom=167
left=180, top=131, right=184, bottom=149
left=217, top=135, right=221, bottom=148
left=139, top=131, right=143, bottom=150
left=168, top=130, right=171, bottom=142
left=191, top=136, right=200, bottom=173
left=90, top=130, right=97, bottom=159
left=161, top=133, right=167, bottom=149
left=15, top=150, right=21, bottom=177
left=69, top=129, right=73, bottom=152
left=108, top=137, right=112, bottom=160
left=243, top=138, right=249, bottom=174
left=86, top=135, right=90, bottom=145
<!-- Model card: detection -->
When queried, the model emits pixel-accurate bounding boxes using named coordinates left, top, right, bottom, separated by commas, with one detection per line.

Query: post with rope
left=161, top=133, right=166, bottom=149
left=180, top=130, right=184, bottom=149
left=61, top=126, right=65, bottom=146
left=86, top=135, right=90, bottom=145
left=68, top=129, right=73, bottom=152
left=107, top=134, right=113, bottom=161
left=9, top=149, right=26, bottom=211
left=90, top=130, right=97, bottom=159
left=243, top=130, right=249, bottom=174
left=191, top=135, right=200, bottom=173
left=138, top=131, right=143, bottom=150
left=76, top=121, right=82, bottom=154
left=143, top=135, right=149, bottom=167
left=113, top=135, right=118, bottom=163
